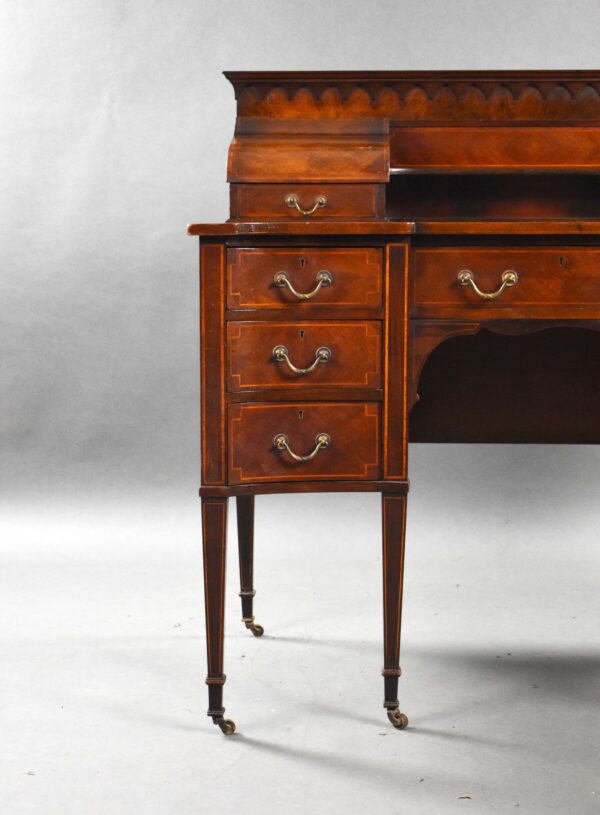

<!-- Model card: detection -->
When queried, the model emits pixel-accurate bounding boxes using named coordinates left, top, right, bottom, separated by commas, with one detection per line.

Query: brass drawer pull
left=273, top=432, right=331, bottom=462
left=457, top=269, right=519, bottom=300
left=285, top=193, right=327, bottom=216
left=273, top=269, right=333, bottom=300
left=272, top=345, right=332, bottom=375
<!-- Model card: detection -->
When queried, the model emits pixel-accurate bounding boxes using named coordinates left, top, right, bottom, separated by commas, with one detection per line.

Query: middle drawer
left=227, top=321, right=382, bottom=391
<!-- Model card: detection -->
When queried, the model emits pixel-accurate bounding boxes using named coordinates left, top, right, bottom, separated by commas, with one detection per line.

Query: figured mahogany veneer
left=228, top=402, right=380, bottom=483
left=230, top=183, right=385, bottom=219
left=227, top=247, right=383, bottom=309
left=227, top=117, right=389, bottom=183
left=192, top=70, right=600, bottom=737
left=413, top=246, right=600, bottom=319
left=227, top=321, right=382, bottom=390
left=391, top=126, right=600, bottom=171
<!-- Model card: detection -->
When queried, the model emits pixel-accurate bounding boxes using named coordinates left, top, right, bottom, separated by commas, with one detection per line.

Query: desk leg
left=201, top=497, right=235, bottom=735
left=382, top=493, right=409, bottom=729
left=236, top=496, right=264, bottom=637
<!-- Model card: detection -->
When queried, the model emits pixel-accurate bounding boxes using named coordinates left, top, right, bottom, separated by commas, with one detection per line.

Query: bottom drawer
left=228, top=402, right=380, bottom=484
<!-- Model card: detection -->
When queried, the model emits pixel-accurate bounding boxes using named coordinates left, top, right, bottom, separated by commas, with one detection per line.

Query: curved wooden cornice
left=225, top=71, right=600, bottom=122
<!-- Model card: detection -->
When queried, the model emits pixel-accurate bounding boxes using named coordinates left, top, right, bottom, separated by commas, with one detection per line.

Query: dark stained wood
left=408, top=320, right=482, bottom=410
left=227, top=321, right=382, bottom=390
left=410, top=324, right=600, bottom=443
left=391, top=126, right=600, bottom=171
left=200, top=479, right=409, bottom=498
left=199, top=242, right=226, bottom=484
left=228, top=118, right=389, bottom=183
left=236, top=495, right=256, bottom=623
left=227, top=248, right=383, bottom=313
left=415, top=220, right=600, bottom=235
left=227, top=387, right=383, bottom=403
left=227, top=247, right=383, bottom=309
left=228, top=402, right=380, bottom=484
left=413, top=246, right=600, bottom=320
left=230, top=183, right=385, bottom=219
left=381, top=493, right=408, bottom=718
left=387, top=174, right=600, bottom=221
left=225, top=70, right=600, bottom=122
left=193, top=70, right=600, bottom=732
left=201, top=497, right=229, bottom=720
left=226, top=307, right=384, bottom=322
left=383, top=244, right=409, bottom=480
left=189, top=219, right=600, bottom=237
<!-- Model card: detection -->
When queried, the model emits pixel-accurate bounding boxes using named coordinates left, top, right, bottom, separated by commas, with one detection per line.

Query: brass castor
left=387, top=708, right=409, bottom=729
left=244, top=619, right=264, bottom=637
left=213, top=717, right=236, bottom=735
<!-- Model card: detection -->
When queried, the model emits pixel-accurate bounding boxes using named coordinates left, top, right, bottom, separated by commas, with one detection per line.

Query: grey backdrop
left=3, top=0, right=600, bottom=501
left=3, top=3, right=600, bottom=814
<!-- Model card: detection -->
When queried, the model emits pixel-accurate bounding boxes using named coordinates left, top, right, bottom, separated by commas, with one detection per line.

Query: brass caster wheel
left=214, top=717, right=236, bottom=735
left=387, top=709, right=409, bottom=729
left=245, top=621, right=264, bottom=637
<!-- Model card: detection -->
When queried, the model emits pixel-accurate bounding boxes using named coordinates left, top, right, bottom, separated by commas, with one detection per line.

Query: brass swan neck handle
left=273, top=433, right=331, bottom=463
left=457, top=269, right=519, bottom=300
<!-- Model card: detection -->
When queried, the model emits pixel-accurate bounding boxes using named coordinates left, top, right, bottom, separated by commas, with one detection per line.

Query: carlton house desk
left=189, top=71, right=600, bottom=735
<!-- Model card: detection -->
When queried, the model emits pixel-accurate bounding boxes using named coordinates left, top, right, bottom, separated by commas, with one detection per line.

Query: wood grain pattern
left=200, top=242, right=226, bottom=484
left=200, top=480, right=409, bottom=497
left=227, top=321, right=382, bottom=390
left=230, top=183, right=385, bottom=219
left=189, top=219, right=600, bottom=237
left=228, top=120, right=389, bottom=182
left=201, top=497, right=228, bottom=717
left=383, top=244, right=409, bottom=480
left=391, top=126, right=600, bottom=170
left=228, top=402, right=380, bottom=484
left=226, top=71, right=600, bottom=121
left=413, top=246, right=600, bottom=319
left=227, top=247, right=383, bottom=309
left=193, top=70, right=600, bottom=730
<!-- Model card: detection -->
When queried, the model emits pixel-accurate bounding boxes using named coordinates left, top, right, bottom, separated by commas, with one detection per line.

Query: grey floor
left=3, top=445, right=600, bottom=815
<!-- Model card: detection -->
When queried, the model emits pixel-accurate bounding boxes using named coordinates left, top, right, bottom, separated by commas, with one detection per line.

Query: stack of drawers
left=225, top=247, right=385, bottom=485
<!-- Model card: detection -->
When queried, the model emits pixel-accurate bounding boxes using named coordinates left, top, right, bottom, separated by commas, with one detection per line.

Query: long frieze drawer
left=413, top=247, right=600, bottom=317
left=227, top=321, right=382, bottom=391
left=228, top=248, right=383, bottom=309
left=228, top=402, right=380, bottom=484
left=230, top=183, right=384, bottom=220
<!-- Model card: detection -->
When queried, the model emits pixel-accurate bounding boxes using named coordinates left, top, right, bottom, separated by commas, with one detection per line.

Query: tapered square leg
left=236, top=495, right=263, bottom=637
left=201, top=496, right=235, bottom=735
left=382, top=492, right=409, bottom=729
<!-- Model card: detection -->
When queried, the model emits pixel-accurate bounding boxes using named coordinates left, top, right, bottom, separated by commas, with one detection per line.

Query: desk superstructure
left=189, top=71, right=600, bottom=734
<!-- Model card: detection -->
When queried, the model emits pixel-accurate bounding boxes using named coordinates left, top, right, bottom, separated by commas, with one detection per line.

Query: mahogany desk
left=189, top=71, right=600, bottom=735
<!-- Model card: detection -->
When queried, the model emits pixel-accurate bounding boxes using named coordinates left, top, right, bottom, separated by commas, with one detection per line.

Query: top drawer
left=230, top=184, right=384, bottom=220
left=228, top=248, right=383, bottom=309
left=413, top=247, right=600, bottom=318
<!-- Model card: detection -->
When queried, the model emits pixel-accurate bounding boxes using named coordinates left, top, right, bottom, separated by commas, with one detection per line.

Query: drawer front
left=230, top=183, right=384, bottom=219
left=413, top=247, right=600, bottom=318
left=227, top=321, right=382, bottom=391
left=228, top=248, right=383, bottom=309
left=229, top=402, right=380, bottom=483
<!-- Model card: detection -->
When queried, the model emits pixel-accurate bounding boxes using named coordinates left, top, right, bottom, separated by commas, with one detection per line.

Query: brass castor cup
left=387, top=708, right=409, bottom=729
left=213, top=716, right=236, bottom=735
left=243, top=617, right=264, bottom=637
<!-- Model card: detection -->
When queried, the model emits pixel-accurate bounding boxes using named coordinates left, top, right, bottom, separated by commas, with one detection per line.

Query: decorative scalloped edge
left=234, top=80, right=600, bottom=121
